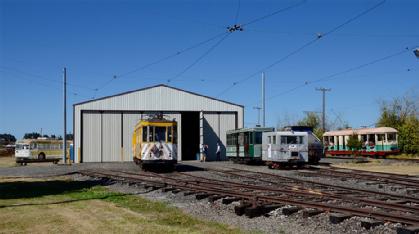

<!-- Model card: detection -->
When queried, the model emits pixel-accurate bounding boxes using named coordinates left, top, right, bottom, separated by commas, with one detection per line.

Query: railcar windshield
left=280, top=136, right=304, bottom=144
left=16, top=144, right=30, bottom=150
left=155, top=127, right=166, bottom=141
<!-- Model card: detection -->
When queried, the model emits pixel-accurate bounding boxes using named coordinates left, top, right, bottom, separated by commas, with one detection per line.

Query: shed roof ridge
left=73, top=83, right=243, bottom=107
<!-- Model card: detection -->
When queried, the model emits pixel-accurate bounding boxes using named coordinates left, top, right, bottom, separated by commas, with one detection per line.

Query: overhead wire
left=0, top=68, right=92, bottom=99
left=95, top=31, right=230, bottom=92
left=167, top=32, right=231, bottom=83
left=166, top=0, right=308, bottom=83
left=267, top=47, right=410, bottom=101
left=97, top=0, right=309, bottom=90
left=241, top=0, right=307, bottom=27
left=234, top=0, right=241, bottom=24
left=217, top=0, right=387, bottom=98
left=0, top=65, right=97, bottom=91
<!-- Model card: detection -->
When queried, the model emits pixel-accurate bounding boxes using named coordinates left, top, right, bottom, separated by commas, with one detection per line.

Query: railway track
left=78, top=168, right=419, bottom=227
left=299, top=166, right=419, bottom=190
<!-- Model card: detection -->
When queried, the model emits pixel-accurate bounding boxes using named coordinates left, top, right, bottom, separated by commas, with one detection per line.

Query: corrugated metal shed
left=73, top=84, right=244, bottom=163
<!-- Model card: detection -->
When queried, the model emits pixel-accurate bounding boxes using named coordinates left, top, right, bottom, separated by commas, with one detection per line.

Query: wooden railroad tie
left=329, top=213, right=352, bottom=224
left=360, top=219, right=384, bottom=230
left=396, top=226, right=419, bottom=234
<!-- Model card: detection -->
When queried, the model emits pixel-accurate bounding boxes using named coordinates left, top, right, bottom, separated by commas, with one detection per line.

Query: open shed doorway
left=181, top=112, right=200, bottom=160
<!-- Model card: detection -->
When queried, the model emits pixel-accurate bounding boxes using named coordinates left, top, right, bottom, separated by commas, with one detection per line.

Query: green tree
left=398, top=116, right=419, bottom=154
left=0, top=133, right=16, bottom=144
left=297, top=112, right=320, bottom=129
left=23, top=132, right=41, bottom=139
left=347, top=134, right=362, bottom=152
left=377, top=92, right=418, bottom=154
left=297, top=112, right=324, bottom=139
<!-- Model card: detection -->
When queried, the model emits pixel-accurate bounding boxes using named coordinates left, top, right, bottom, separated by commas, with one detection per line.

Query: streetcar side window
left=142, top=127, right=147, bottom=142
left=387, top=133, right=396, bottom=141
left=173, top=126, right=177, bottom=144
left=281, top=136, right=287, bottom=144
left=298, top=136, right=304, bottom=144
left=168, top=127, right=172, bottom=142
left=377, top=134, right=385, bottom=141
left=255, top=132, right=262, bottom=144
left=148, top=127, right=154, bottom=142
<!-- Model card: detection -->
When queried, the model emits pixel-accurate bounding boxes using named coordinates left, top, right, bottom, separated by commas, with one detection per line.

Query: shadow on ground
left=0, top=180, right=102, bottom=200
left=175, top=164, right=205, bottom=172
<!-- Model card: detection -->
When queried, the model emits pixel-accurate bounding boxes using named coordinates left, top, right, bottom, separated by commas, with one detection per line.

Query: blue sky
left=0, top=0, right=418, bottom=139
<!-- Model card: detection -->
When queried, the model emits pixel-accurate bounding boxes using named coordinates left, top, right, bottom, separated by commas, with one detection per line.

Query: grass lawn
left=334, top=159, right=419, bottom=176
left=0, top=177, right=243, bottom=234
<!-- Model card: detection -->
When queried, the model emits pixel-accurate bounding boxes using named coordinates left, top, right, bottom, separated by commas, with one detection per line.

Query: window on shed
left=272, top=135, right=276, bottom=144
left=268, top=136, right=271, bottom=144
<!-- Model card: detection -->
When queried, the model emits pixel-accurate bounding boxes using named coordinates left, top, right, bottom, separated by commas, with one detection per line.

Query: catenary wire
left=217, top=0, right=387, bottom=98
left=0, top=69, right=92, bottom=99
left=95, top=31, right=228, bottom=92
left=0, top=65, right=97, bottom=91
left=241, top=0, right=307, bottom=27
left=266, top=47, right=410, bottom=101
left=167, top=32, right=231, bottom=83
left=234, top=0, right=241, bottom=24
left=98, top=0, right=308, bottom=90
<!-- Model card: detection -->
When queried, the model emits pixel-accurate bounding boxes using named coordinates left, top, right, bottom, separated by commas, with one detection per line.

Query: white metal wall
left=82, top=113, right=101, bottom=162
left=203, top=112, right=236, bottom=160
left=102, top=113, right=122, bottom=162
left=81, top=112, right=182, bottom=163
left=122, top=113, right=142, bottom=162
left=74, top=85, right=244, bottom=163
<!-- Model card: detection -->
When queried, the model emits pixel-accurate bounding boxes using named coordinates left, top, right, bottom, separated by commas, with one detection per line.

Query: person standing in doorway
left=203, top=144, right=208, bottom=162
left=216, top=141, right=221, bottom=161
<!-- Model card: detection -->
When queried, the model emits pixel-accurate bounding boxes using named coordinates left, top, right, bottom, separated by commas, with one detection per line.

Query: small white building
left=73, top=84, right=244, bottom=163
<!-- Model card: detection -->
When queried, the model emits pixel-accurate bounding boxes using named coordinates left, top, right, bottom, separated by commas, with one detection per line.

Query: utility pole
left=253, top=106, right=261, bottom=126
left=315, top=87, right=331, bottom=131
left=63, top=68, right=67, bottom=164
left=261, top=72, right=266, bottom=127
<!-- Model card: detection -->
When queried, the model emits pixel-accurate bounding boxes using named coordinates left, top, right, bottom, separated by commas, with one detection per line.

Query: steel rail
left=80, top=169, right=419, bottom=226
left=213, top=168, right=419, bottom=203
left=301, top=169, right=419, bottom=189
left=173, top=171, right=419, bottom=215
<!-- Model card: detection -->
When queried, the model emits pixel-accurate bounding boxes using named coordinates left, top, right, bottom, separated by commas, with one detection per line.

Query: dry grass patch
left=334, top=160, right=419, bottom=176
left=0, top=156, right=17, bottom=168
left=0, top=177, right=243, bottom=234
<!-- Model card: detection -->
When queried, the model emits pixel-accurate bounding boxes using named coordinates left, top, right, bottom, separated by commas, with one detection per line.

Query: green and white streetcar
left=226, top=127, right=274, bottom=163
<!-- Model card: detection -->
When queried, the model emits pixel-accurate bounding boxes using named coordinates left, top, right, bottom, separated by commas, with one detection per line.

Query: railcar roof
left=324, top=127, right=398, bottom=136
left=227, top=127, right=274, bottom=134
left=264, top=131, right=308, bottom=136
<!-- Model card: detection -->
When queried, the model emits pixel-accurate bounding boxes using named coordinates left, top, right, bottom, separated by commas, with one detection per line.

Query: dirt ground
left=0, top=156, right=17, bottom=168
left=333, top=159, right=419, bottom=175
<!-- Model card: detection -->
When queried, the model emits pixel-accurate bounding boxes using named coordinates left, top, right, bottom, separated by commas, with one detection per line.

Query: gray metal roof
left=74, top=84, right=243, bottom=108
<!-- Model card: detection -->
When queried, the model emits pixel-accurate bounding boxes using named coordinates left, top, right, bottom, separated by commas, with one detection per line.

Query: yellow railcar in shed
left=132, top=114, right=177, bottom=169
